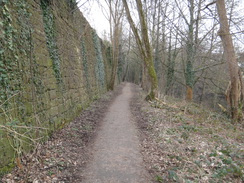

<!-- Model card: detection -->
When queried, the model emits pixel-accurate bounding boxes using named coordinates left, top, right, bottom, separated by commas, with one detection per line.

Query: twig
left=203, top=1, right=217, bottom=10
left=0, top=125, right=42, bottom=143
left=0, top=92, right=20, bottom=108
left=2, top=125, right=48, bottom=130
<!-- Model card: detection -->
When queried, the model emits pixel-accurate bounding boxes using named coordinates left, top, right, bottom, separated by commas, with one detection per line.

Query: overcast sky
left=78, top=0, right=244, bottom=51
left=78, top=0, right=110, bottom=38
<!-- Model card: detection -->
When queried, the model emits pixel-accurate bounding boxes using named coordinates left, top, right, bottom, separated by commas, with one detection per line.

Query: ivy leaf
left=168, top=170, right=179, bottom=181
left=0, top=68, right=7, bottom=73
left=1, top=75, right=8, bottom=80
left=3, top=5, right=9, bottom=12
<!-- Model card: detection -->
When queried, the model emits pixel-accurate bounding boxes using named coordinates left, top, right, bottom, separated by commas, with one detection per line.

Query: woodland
left=85, top=0, right=244, bottom=120
left=0, top=0, right=244, bottom=182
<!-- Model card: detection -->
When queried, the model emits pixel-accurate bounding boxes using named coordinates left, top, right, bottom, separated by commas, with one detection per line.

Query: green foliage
left=0, top=163, right=15, bottom=179
left=68, top=0, right=76, bottom=10
left=0, top=0, right=33, bottom=106
left=14, top=0, right=45, bottom=119
left=166, top=61, right=175, bottom=90
left=92, top=30, right=105, bottom=88
left=208, top=149, right=243, bottom=180
left=0, top=0, right=46, bottom=175
left=168, top=169, right=179, bottom=182
left=145, top=95, right=243, bottom=182
left=81, top=39, right=90, bottom=90
left=165, top=49, right=178, bottom=94
left=155, top=175, right=164, bottom=182
left=106, top=46, right=112, bottom=65
left=146, top=61, right=158, bottom=100
left=117, top=47, right=125, bottom=83
left=185, top=60, right=194, bottom=88
left=0, top=0, right=112, bottom=176
left=179, top=124, right=197, bottom=132
left=40, top=0, right=62, bottom=83
left=0, top=0, right=18, bottom=104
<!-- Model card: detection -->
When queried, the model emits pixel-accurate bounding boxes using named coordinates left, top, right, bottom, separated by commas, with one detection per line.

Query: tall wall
left=0, top=0, right=112, bottom=172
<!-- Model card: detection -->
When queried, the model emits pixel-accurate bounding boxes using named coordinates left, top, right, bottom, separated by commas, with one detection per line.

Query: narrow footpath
left=83, top=83, right=150, bottom=183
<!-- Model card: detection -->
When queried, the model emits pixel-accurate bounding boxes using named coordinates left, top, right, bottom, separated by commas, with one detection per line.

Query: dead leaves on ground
left=1, top=88, right=119, bottom=183
left=132, top=92, right=243, bottom=183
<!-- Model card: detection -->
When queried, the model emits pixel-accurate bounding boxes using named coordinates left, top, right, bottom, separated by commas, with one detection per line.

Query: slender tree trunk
left=109, top=24, right=121, bottom=90
left=166, top=24, right=178, bottom=95
left=216, top=0, right=243, bottom=120
left=184, top=0, right=195, bottom=102
left=199, top=74, right=206, bottom=104
left=182, top=0, right=202, bottom=102
left=122, top=0, right=158, bottom=100
left=186, top=86, right=193, bottom=101
left=106, top=0, right=123, bottom=91
left=136, top=0, right=158, bottom=99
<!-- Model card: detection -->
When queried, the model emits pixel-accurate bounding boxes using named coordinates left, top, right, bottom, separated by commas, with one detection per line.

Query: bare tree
left=216, top=0, right=244, bottom=120
left=177, top=0, right=203, bottom=101
left=122, top=0, right=158, bottom=100
left=105, top=0, right=124, bottom=90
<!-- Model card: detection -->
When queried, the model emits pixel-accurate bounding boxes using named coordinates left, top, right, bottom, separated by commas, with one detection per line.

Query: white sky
left=77, top=0, right=110, bottom=38
left=77, top=0, right=244, bottom=51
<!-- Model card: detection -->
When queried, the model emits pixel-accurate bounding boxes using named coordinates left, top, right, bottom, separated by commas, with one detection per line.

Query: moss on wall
left=0, top=0, right=112, bottom=173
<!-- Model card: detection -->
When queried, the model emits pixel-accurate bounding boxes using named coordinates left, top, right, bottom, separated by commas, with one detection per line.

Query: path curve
left=83, top=83, right=151, bottom=183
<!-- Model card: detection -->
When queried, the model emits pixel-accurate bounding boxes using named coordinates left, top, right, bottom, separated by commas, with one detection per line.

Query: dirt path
left=1, top=83, right=151, bottom=183
left=83, top=83, right=150, bottom=183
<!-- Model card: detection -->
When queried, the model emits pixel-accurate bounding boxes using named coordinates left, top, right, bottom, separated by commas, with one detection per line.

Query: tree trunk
left=107, top=0, right=123, bottom=91
left=122, top=0, right=158, bottom=100
left=186, top=86, right=193, bottom=102
left=108, top=24, right=121, bottom=90
left=238, top=70, right=244, bottom=103
left=199, top=74, right=206, bottom=104
left=184, top=0, right=195, bottom=102
left=216, top=0, right=243, bottom=120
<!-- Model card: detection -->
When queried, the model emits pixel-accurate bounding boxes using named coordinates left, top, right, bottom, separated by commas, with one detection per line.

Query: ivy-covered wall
left=0, top=0, right=112, bottom=173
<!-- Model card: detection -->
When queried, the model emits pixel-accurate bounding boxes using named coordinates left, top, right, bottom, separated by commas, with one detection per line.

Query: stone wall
left=0, top=0, right=112, bottom=173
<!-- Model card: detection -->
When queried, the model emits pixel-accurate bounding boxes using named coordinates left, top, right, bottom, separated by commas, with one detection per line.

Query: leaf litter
left=130, top=84, right=243, bottom=183
left=2, top=83, right=243, bottom=183
left=1, top=84, right=124, bottom=183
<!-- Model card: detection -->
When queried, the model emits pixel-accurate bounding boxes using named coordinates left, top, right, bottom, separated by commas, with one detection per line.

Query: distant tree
left=174, top=0, right=204, bottom=101
left=105, top=0, right=124, bottom=90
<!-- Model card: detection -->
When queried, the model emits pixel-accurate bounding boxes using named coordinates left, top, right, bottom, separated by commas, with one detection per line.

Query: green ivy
left=68, top=0, right=76, bottom=10
left=92, top=30, right=105, bottom=88
left=40, top=0, right=62, bottom=84
left=0, top=0, right=29, bottom=111
left=81, top=39, right=90, bottom=90
left=0, top=0, right=42, bottom=173
left=117, top=46, right=125, bottom=83
left=15, top=0, right=45, bottom=118
left=106, top=46, right=112, bottom=65
left=0, top=0, right=19, bottom=104
left=0, top=0, right=43, bottom=125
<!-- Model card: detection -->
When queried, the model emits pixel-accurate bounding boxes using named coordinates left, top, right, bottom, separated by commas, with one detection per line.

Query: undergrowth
left=140, top=95, right=243, bottom=183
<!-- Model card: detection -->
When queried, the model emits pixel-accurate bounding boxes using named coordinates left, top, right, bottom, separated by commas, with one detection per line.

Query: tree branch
left=194, top=61, right=225, bottom=72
